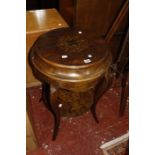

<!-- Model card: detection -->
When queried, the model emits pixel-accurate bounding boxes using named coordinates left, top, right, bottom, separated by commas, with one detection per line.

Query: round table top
left=29, top=27, right=112, bottom=84
left=31, top=27, right=109, bottom=67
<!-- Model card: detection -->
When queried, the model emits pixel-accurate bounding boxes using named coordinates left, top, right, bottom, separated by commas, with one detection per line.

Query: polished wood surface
left=26, top=9, right=68, bottom=88
left=29, top=27, right=112, bottom=140
left=32, top=28, right=108, bottom=66
left=26, top=9, right=68, bottom=34
left=29, top=27, right=112, bottom=92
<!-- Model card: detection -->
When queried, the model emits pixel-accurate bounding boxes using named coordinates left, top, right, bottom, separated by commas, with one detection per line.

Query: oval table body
left=29, top=28, right=112, bottom=140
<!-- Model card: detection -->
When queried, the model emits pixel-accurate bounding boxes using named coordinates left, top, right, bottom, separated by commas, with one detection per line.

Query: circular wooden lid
left=29, top=28, right=112, bottom=83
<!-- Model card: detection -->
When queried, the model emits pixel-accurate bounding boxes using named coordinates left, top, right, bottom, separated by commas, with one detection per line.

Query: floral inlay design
left=56, top=33, right=89, bottom=53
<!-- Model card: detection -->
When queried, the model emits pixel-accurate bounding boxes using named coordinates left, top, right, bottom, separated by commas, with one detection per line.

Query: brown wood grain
left=26, top=9, right=68, bottom=34
left=26, top=9, right=68, bottom=88
left=59, top=0, right=75, bottom=26
left=75, top=0, right=127, bottom=36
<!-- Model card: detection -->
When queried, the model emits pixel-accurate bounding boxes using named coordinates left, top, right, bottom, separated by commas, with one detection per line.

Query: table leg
left=91, top=102, right=99, bottom=123
left=39, top=83, right=61, bottom=140
left=49, top=85, right=61, bottom=140
left=51, top=105, right=60, bottom=140
left=91, top=74, right=113, bottom=123
left=39, top=83, right=51, bottom=110
left=91, top=80, right=105, bottom=123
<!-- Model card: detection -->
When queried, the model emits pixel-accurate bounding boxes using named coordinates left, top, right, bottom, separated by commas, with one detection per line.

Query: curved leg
left=91, top=81, right=104, bottom=123
left=39, top=83, right=61, bottom=140
left=91, top=84, right=102, bottom=123
left=91, top=102, right=99, bottom=123
left=51, top=105, right=60, bottom=140
left=49, top=86, right=60, bottom=140
left=39, top=83, right=52, bottom=110
left=91, top=73, right=113, bottom=123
